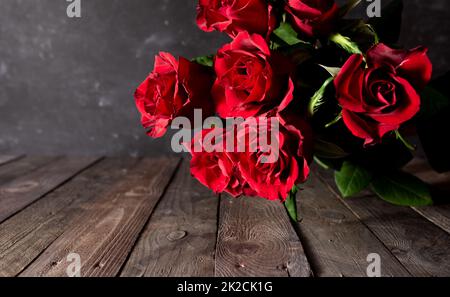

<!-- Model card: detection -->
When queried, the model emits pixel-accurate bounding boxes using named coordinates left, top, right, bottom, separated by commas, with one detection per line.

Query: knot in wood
left=167, top=230, right=187, bottom=241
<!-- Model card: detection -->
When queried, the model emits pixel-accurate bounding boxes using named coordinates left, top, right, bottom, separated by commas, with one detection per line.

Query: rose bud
left=285, top=0, right=339, bottom=38
left=196, top=0, right=276, bottom=38
left=212, top=32, right=295, bottom=118
left=134, top=52, right=214, bottom=138
left=334, top=43, right=433, bottom=145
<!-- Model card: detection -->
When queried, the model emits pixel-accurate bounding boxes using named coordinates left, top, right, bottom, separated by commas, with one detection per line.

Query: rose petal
left=368, top=76, right=421, bottom=125
left=335, top=54, right=366, bottom=112
left=397, top=47, right=433, bottom=90
left=342, top=109, right=399, bottom=145
left=367, top=44, right=433, bottom=90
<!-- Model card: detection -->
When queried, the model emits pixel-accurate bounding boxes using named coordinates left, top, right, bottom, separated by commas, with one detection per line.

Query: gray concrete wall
left=0, top=0, right=448, bottom=156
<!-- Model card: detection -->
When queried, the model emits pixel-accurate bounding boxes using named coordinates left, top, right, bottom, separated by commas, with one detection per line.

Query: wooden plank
left=405, top=158, right=450, bottom=188
left=0, top=158, right=139, bottom=277
left=0, top=156, right=99, bottom=223
left=412, top=205, right=450, bottom=235
left=20, top=157, right=180, bottom=277
left=0, top=155, right=23, bottom=166
left=215, top=195, right=312, bottom=277
left=121, top=159, right=219, bottom=277
left=404, top=158, right=450, bottom=234
left=0, top=156, right=59, bottom=186
left=295, top=171, right=410, bottom=277
left=315, top=166, right=450, bottom=277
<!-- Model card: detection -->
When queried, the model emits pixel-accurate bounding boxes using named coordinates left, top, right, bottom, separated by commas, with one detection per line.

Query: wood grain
left=404, top=158, right=450, bottom=233
left=0, top=155, right=23, bottom=166
left=20, top=157, right=180, bottom=277
left=0, top=158, right=138, bottom=276
left=121, top=159, right=219, bottom=277
left=412, top=205, right=450, bottom=235
left=296, top=170, right=410, bottom=277
left=0, top=156, right=59, bottom=186
left=215, top=194, right=312, bottom=277
left=0, top=156, right=99, bottom=223
left=315, top=165, right=450, bottom=277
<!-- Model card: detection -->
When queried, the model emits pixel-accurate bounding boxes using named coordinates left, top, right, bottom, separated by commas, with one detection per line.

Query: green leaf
left=335, top=161, right=373, bottom=198
left=365, top=24, right=380, bottom=44
left=284, top=186, right=299, bottom=222
left=329, top=33, right=362, bottom=54
left=371, top=172, right=433, bottom=206
left=308, top=77, right=334, bottom=116
left=274, top=22, right=303, bottom=46
left=418, top=86, right=450, bottom=119
left=192, top=55, right=214, bottom=67
left=314, top=156, right=331, bottom=170
left=319, top=65, right=341, bottom=77
left=337, top=19, right=379, bottom=51
left=369, top=0, right=403, bottom=44
left=278, top=42, right=314, bottom=64
left=314, top=138, right=349, bottom=159
left=314, top=156, right=344, bottom=171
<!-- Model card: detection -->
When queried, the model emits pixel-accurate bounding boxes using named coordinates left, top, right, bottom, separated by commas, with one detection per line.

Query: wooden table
left=0, top=155, right=449, bottom=277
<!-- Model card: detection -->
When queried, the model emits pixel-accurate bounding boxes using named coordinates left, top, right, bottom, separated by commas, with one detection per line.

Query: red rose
left=334, top=43, right=432, bottom=145
left=135, top=52, right=214, bottom=138
left=285, top=0, right=338, bottom=37
left=189, top=129, right=256, bottom=197
left=212, top=32, right=295, bottom=118
left=196, top=0, right=276, bottom=38
left=189, top=115, right=311, bottom=201
left=232, top=116, right=311, bottom=201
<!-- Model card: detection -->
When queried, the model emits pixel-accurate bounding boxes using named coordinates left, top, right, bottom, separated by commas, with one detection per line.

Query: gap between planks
left=0, top=156, right=100, bottom=224
left=403, top=158, right=450, bottom=234
left=120, top=159, right=219, bottom=277
left=295, top=170, right=410, bottom=277
left=0, top=158, right=141, bottom=276
left=0, top=155, right=24, bottom=167
left=19, top=157, right=180, bottom=277
left=215, top=194, right=312, bottom=277
left=2, top=156, right=447, bottom=277
left=0, top=156, right=61, bottom=187
left=314, top=165, right=450, bottom=277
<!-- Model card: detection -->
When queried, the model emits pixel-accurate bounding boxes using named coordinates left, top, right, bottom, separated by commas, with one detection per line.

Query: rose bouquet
left=134, top=0, right=450, bottom=220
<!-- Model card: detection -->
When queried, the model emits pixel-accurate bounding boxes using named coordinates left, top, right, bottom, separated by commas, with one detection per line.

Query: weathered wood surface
left=412, top=205, right=450, bottom=235
left=0, top=157, right=99, bottom=223
left=0, top=158, right=138, bottom=276
left=0, top=155, right=23, bottom=166
left=404, top=158, right=450, bottom=234
left=296, top=171, right=410, bottom=277
left=121, top=159, right=219, bottom=277
left=0, top=156, right=58, bottom=186
left=0, top=156, right=448, bottom=277
left=20, top=158, right=180, bottom=277
left=215, top=194, right=312, bottom=277
left=315, top=165, right=450, bottom=277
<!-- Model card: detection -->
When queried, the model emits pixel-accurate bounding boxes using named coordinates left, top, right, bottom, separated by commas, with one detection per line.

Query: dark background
left=0, top=0, right=449, bottom=156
